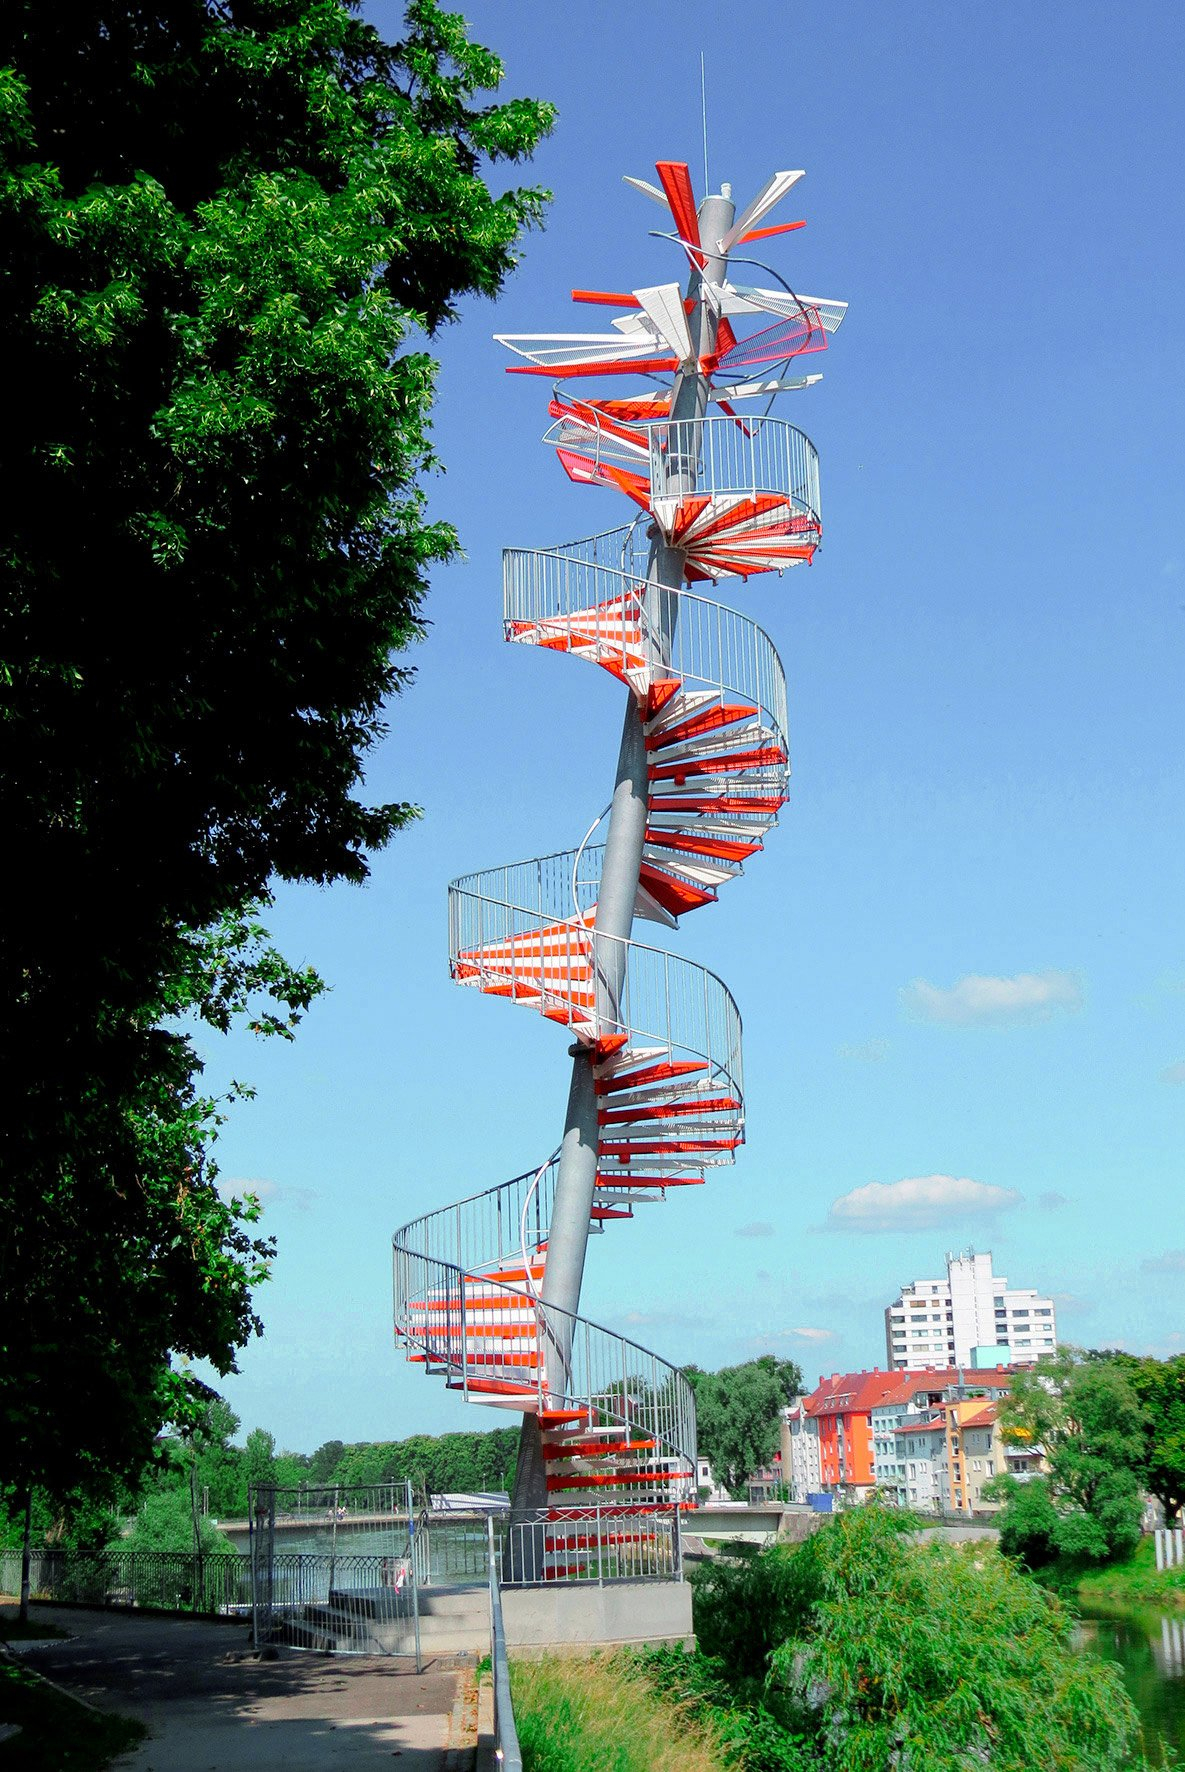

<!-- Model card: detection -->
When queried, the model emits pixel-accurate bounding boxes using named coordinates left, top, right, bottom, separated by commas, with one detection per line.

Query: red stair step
left=645, top=679, right=682, bottom=718
left=649, top=793, right=786, bottom=814
left=595, top=1173, right=705, bottom=1187
left=637, top=863, right=715, bottom=915
left=542, top=1439, right=656, bottom=1460
left=598, top=1094, right=740, bottom=1126
left=645, top=829, right=761, bottom=862
left=601, top=1136, right=740, bottom=1158
left=649, top=744, right=787, bottom=782
left=595, top=1059, right=707, bottom=1095
left=546, top=1470, right=679, bottom=1491
left=646, top=702, right=759, bottom=750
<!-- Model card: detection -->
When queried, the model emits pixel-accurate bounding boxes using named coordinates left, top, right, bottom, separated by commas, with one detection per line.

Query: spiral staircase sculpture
left=393, top=160, right=845, bottom=1570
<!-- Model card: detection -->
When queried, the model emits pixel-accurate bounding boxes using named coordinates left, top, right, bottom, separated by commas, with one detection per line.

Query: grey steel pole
left=512, top=187, right=735, bottom=1512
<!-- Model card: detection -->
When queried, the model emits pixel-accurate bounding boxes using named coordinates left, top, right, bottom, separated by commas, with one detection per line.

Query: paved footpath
left=12, top=1605, right=473, bottom=1771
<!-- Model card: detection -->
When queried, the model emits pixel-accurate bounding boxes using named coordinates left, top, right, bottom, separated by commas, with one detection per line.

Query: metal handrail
left=487, top=1515, right=523, bottom=1772
left=448, top=893, right=744, bottom=1090
left=503, top=545, right=790, bottom=750
left=391, top=1242, right=698, bottom=1481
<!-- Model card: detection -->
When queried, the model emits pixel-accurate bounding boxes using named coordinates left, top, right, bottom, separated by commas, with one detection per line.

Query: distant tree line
left=2, top=1404, right=520, bottom=1558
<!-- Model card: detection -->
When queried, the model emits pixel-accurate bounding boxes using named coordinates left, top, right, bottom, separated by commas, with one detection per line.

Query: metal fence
left=501, top=1504, right=682, bottom=1586
left=0, top=1547, right=252, bottom=1614
left=1, top=1500, right=682, bottom=1656
left=249, top=1481, right=422, bottom=1664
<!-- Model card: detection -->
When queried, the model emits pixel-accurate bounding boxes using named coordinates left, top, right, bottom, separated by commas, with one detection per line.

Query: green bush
left=764, top=1507, right=1149, bottom=1771
left=690, top=1541, right=813, bottom=1690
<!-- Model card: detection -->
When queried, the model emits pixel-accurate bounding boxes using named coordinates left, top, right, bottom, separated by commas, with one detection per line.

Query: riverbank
left=1065, top=1538, right=1185, bottom=1611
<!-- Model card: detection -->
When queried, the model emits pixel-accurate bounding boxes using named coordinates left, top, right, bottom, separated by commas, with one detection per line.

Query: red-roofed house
left=783, top=1365, right=1019, bottom=1505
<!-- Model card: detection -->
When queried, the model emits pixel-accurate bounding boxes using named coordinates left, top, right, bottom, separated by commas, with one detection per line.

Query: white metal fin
left=642, top=851, right=737, bottom=887
left=713, top=374, right=823, bottom=402
left=633, top=285, right=694, bottom=361
left=718, top=171, right=806, bottom=252
left=623, top=175, right=669, bottom=206
left=717, top=286, right=848, bottom=332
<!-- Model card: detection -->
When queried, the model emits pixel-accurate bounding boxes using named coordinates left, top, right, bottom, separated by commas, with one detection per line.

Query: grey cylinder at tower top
left=529, top=188, right=738, bottom=1387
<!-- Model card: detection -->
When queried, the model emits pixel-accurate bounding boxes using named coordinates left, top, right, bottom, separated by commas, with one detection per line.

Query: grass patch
left=0, top=1658, right=145, bottom=1769
left=510, top=1652, right=734, bottom=1772
left=1074, top=1535, right=1185, bottom=1610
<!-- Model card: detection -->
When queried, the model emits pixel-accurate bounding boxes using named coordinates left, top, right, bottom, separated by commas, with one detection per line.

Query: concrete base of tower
left=502, top=1578, right=693, bottom=1652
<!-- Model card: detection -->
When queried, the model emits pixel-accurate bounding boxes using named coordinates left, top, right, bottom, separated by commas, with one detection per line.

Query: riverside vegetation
left=986, top=1348, right=1185, bottom=1609
left=510, top=1508, right=1162, bottom=1772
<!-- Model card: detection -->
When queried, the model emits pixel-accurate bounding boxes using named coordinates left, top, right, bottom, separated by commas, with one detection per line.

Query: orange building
left=811, top=1369, right=921, bottom=1491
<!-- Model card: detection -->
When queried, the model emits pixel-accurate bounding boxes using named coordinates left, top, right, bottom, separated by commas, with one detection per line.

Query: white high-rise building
left=883, top=1249, right=1057, bottom=1370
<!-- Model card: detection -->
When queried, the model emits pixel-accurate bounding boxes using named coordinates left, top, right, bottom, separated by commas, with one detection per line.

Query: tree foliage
left=692, top=1509, right=1152, bottom=1771
left=0, top=1, right=552, bottom=1507
left=993, top=1348, right=1147, bottom=1564
left=762, top=1507, right=1148, bottom=1772
left=686, top=1357, right=803, bottom=1498
left=1109, top=1352, right=1185, bottom=1525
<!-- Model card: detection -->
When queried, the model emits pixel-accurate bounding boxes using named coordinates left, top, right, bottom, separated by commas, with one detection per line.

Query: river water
left=1077, top=1601, right=1185, bottom=1765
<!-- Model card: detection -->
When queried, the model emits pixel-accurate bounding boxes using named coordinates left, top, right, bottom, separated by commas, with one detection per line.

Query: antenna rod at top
left=700, top=52, right=710, bottom=196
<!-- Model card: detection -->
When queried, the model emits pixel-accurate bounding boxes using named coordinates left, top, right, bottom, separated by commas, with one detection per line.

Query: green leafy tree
left=986, top=1472, right=1062, bottom=1567
left=0, top=1, right=552, bottom=1510
left=760, top=1506, right=1149, bottom=1771
left=686, top=1357, right=803, bottom=1498
left=996, top=1349, right=1147, bottom=1562
left=1112, top=1353, right=1185, bottom=1525
left=187, top=1398, right=245, bottom=1519
left=241, top=1427, right=278, bottom=1513
left=123, top=1486, right=232, bottom=1556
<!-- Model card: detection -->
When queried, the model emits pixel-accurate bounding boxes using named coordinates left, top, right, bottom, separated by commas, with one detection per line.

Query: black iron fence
left=0, top=1548, right=252, bottom=1616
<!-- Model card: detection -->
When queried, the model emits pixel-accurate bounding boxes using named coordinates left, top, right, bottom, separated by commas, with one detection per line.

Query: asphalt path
left=12, top=1605, right=469, bottom=1770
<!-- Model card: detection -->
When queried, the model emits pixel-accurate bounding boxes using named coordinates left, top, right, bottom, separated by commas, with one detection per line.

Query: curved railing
left=541, top=412, right=821, bottom=554
left=394, top=1224, right=696, bottom=1486
left=651, top=414, right=820, bottom=531
left=503, top=543, right=790, bottom=744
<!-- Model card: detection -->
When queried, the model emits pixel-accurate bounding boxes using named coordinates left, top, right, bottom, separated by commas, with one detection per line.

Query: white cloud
left=621, top=1308, right=701, bottom=1330
left=825, top=1173, right=1023, bottom=1234
left=902, top=970, right=1083, bottom=1027
left=735, top=1221, right=775, bottom=1239
left=837, top=1037, right=889, bottom=1062
left=1161, top=1061, right=1185, bottom=1085
left=1038, top=1190, right=1069, bottom=1210
left=1051, top=1291, right=1093, bottom=1316
left=1141, top=1250, right=1185, bottom=1276
left=784, top=1326, right=836, bottom=1343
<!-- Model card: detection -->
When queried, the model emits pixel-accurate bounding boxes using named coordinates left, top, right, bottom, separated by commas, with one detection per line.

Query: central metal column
left=512, top=189, right=735, bottom=1512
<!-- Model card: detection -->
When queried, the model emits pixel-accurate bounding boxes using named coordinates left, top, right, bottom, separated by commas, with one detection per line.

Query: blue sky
left=193, top=0, right=1185, bottom=1450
